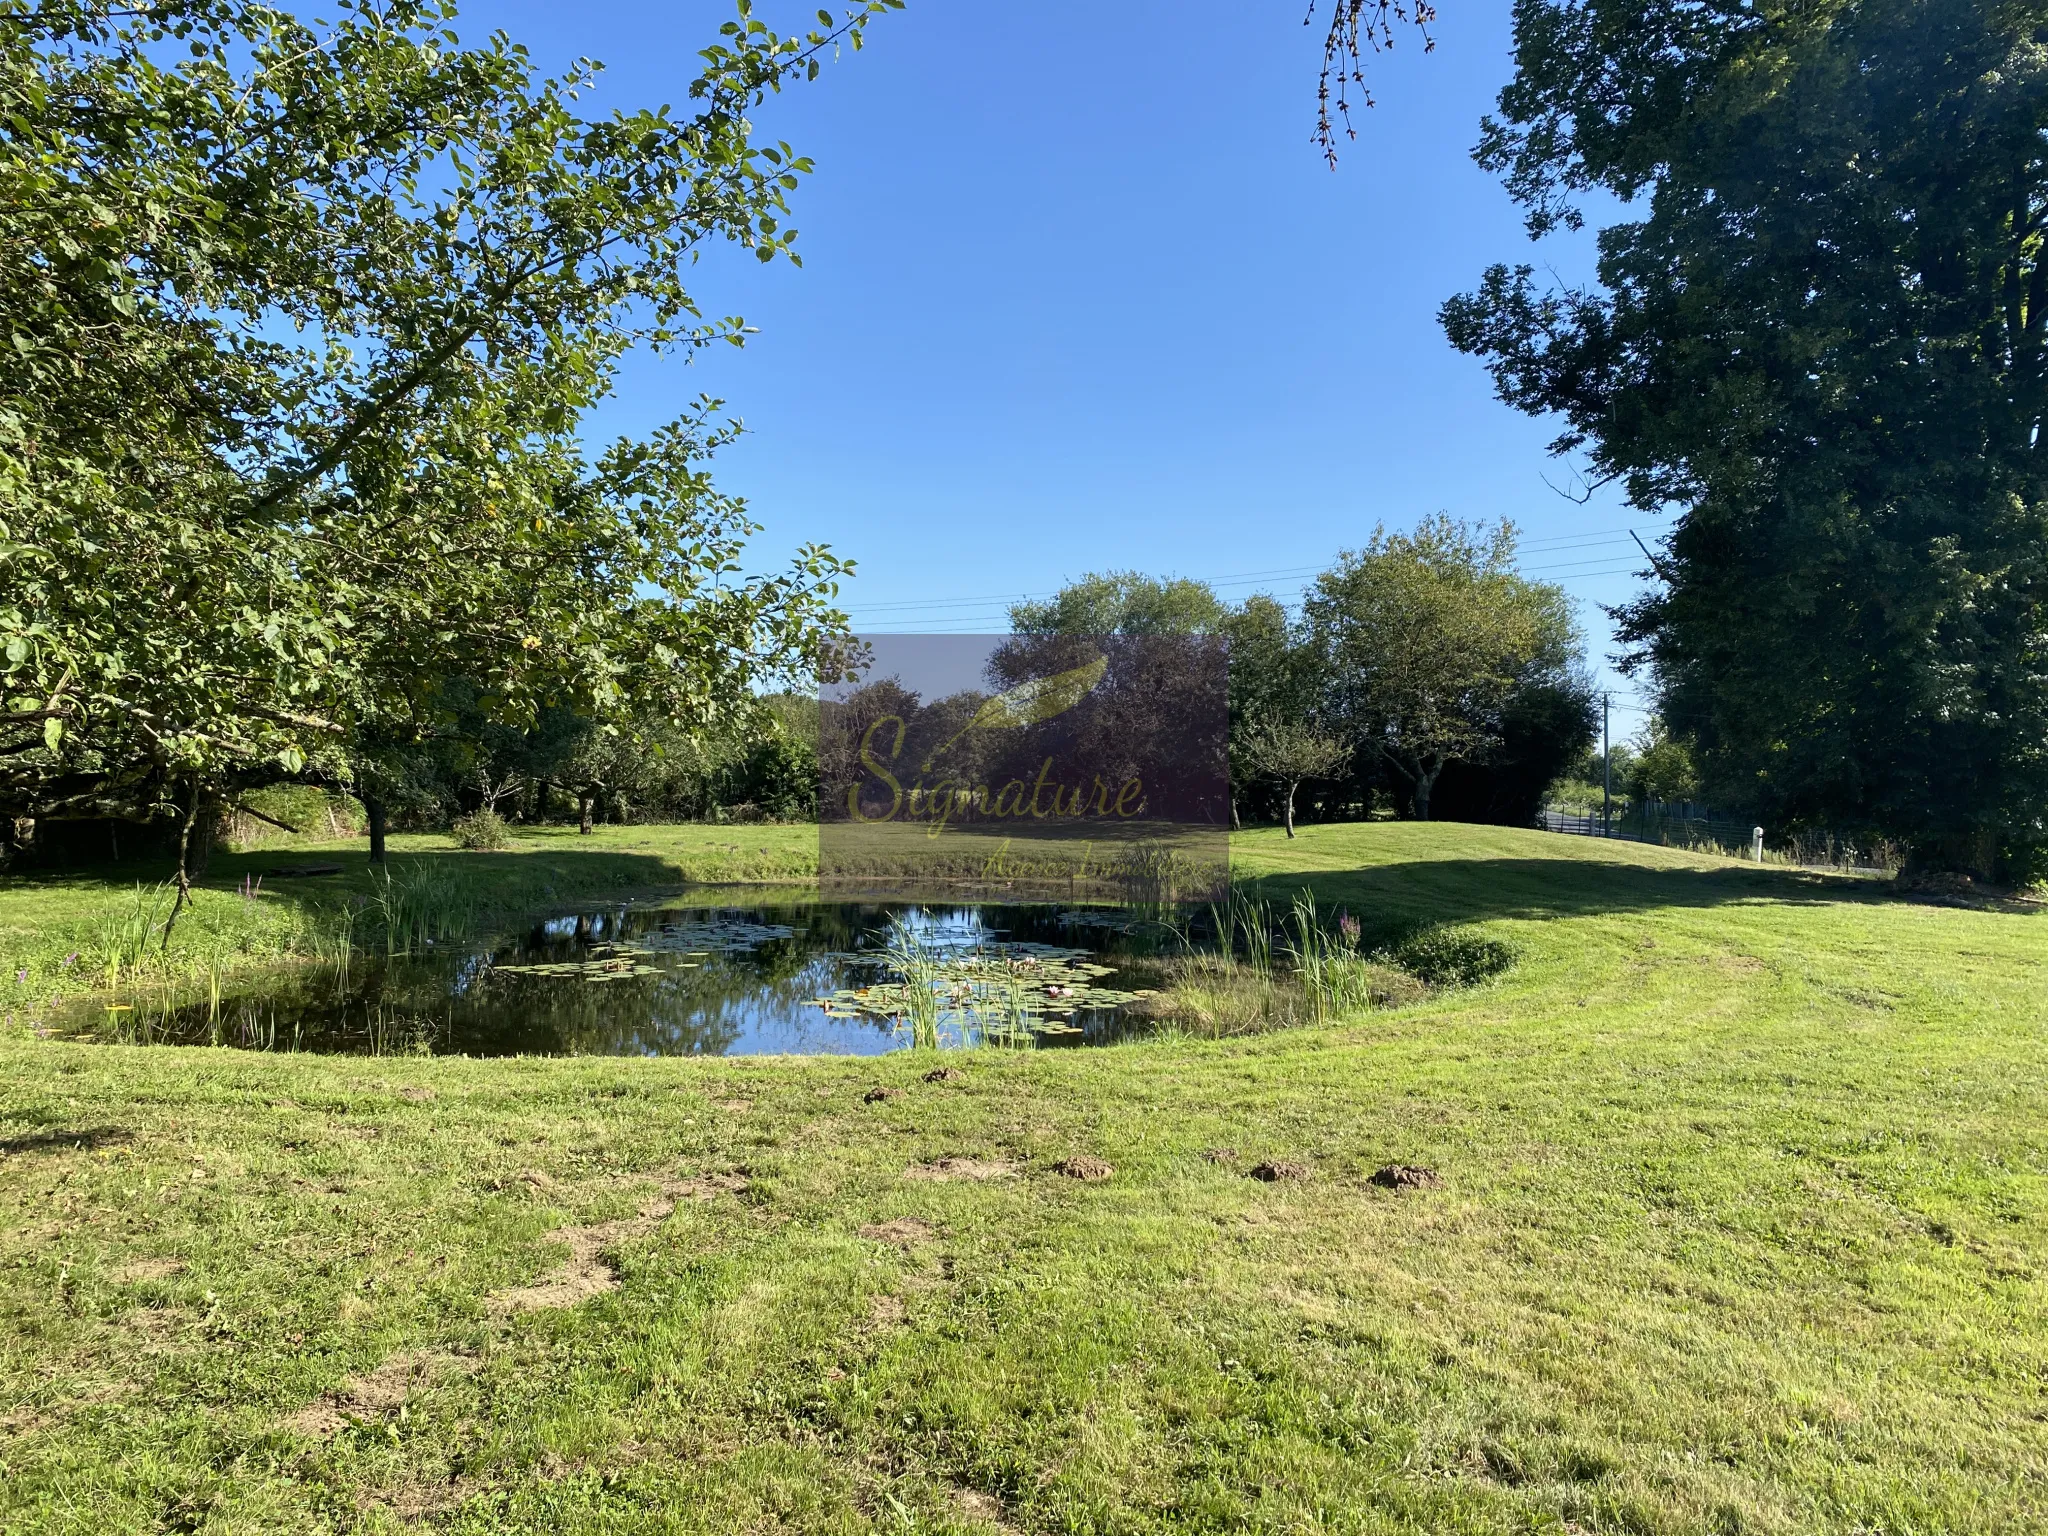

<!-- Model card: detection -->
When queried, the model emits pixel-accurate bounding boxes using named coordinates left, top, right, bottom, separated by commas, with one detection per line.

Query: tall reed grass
left=92, top=883, right=176, bottom=988
left=1130, top=882, right=1441, bottom=1036
left=1209, top=884, right=1277, bottom=977
left=1284, top=891, right=1380, bottom=1024
left=883, top=915, right=944, bottom=1049
left=367, top=861, right=478, bottom=955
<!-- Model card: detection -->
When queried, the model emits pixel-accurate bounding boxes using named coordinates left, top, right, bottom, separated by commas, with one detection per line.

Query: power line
left=1520, top=556, right=1642, bottom=576
left=838, top=527, right=1666, bottom=616
left=849, top=574, right=1651, bottom=629
left=839, top=561, right=1329, bottom=615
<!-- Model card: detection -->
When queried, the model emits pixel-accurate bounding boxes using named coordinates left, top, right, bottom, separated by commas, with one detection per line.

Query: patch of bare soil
left=859, top=1217, right=936, bottom=1247
left=1199, top=1147, right=1238, bottom=1164
left=488, top=1175, right=744, bottom=1314
left=360, top=1472, right=477, bottom=1521
left=396, top=1086, right=437, bottom=1103
left=863, top=1086, right=907, bottom=1103
left=951, top=1486, right=1022, bottom=1531
left=0, top=1378, right=126, bottom=1435
left=128, top=1303, right=198, bottom=1356
left=923, top=1067, right=965, bottom=1083
left=867, top=1292, right=907, bottom=1326
left=111, top=1257, right=184, bottom=1283
left=286, top=1349, right=478, bottom=1438
left=1052, top=1155, right=1113, bottom=1182
left=904, top=1157, right=1016, bottom=1182
left=1370, top=1163, right=1442, bottom=1191
left=712, top=1098, right=752, bottom=1113
left=1249, top=1160, right=1313, bottom=1182
left=673, top=1171, right=750, bottom=1201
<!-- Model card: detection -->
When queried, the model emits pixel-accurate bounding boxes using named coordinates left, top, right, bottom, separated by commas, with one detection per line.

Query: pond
left=58, top=897, right=1186, bottom=1057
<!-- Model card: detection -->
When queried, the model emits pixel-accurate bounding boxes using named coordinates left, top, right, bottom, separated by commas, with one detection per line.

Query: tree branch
left=231, top=801, right=303, bottom=834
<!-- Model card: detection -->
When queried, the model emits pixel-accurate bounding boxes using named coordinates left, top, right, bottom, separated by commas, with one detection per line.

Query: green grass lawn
left=1, top=823, right=2045, bottom=1534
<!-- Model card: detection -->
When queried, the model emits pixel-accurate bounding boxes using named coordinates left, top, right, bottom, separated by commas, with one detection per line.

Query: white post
left=1751, top=826, right=1764, bottom=863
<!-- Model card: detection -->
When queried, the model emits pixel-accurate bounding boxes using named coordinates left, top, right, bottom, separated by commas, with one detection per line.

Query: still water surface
left=66, top=897, right=1172, bottom=1057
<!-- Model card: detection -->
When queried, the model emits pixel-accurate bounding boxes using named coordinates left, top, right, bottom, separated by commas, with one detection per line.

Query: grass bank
left=1, top=824, right=2045, bottom=1533
left=0, top=824, right=816, bottom=1018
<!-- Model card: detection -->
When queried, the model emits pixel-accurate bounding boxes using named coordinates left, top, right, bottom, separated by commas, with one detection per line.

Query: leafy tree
left=426, top=690, right=817, bottom=831
left=1009, top=576, right=1317, bottom=828
left=1009, top=573, right=1230, bottom=637
left=1219, top=594, right=1321, bottom=828
left=1009, top=555, right=1591, bottom=829
left=1305, top=516, right=1586, bottom=820
left=732, top=729, right=818, bottom=821
left=1629, top=720, right=1700, bottom=804
left=1239, top=716, right=1352, bottom=837
left=1442, top=0, right=2048, bottom=879
left=333, top=404, right=846, bottom=856
left=1, top=0, right=884, bottom=879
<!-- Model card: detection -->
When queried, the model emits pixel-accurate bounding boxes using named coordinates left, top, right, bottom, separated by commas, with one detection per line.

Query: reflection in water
left=63, top=899, right=1170, bottom=1058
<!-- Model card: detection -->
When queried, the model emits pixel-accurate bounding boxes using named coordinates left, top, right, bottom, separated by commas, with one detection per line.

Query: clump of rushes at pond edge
left=1124, top=886, right=1510, bottom=1036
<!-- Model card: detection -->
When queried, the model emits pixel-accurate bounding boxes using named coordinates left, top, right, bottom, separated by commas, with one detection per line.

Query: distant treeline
left=999, top=519, right=1600, bottom=837
left=9, top=518, right=1618, bottom=869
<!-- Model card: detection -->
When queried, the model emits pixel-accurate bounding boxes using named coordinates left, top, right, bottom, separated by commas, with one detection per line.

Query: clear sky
left=460, top=0, right=1665, bottom=736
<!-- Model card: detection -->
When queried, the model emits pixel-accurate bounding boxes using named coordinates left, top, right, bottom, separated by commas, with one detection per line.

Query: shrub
left=450, top=810, right=514, bottom=852
left=1388, top=927, right=1517, bottom=988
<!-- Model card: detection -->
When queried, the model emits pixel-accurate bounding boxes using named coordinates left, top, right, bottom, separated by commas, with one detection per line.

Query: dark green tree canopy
left=1444, top=0, right=2048, bottom=877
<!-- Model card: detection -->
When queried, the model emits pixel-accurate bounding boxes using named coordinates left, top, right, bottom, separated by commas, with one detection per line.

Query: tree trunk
left=190, top=792, right=215, bottom=880
left=163, top=777, right=200, bottom=948
left=1230, top=795, right=1241, bottom=832
left=364, top=794, right=389, bottom=864
left=1415, top=762, right=1441, bottom=822
left=1283, top=780, right=1298, bottom=839
left=579, top=794, right=594, bottom=835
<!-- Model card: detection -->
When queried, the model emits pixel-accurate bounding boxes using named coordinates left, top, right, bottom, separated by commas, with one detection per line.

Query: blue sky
left=462, top=0, right=1664, bottom=736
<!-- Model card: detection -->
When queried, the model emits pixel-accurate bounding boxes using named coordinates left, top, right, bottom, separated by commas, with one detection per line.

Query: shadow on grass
left=0, top=1126, right=133, bottom=1156
left=7, top=846, right=717, bottom=942
left=16, top=843, right=699, bottom=889
left=1239, top=856, right=1904, bottom=930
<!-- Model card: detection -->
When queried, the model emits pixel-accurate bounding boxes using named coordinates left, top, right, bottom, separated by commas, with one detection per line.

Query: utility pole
left=1601, top=692, right=1611, bottom=837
